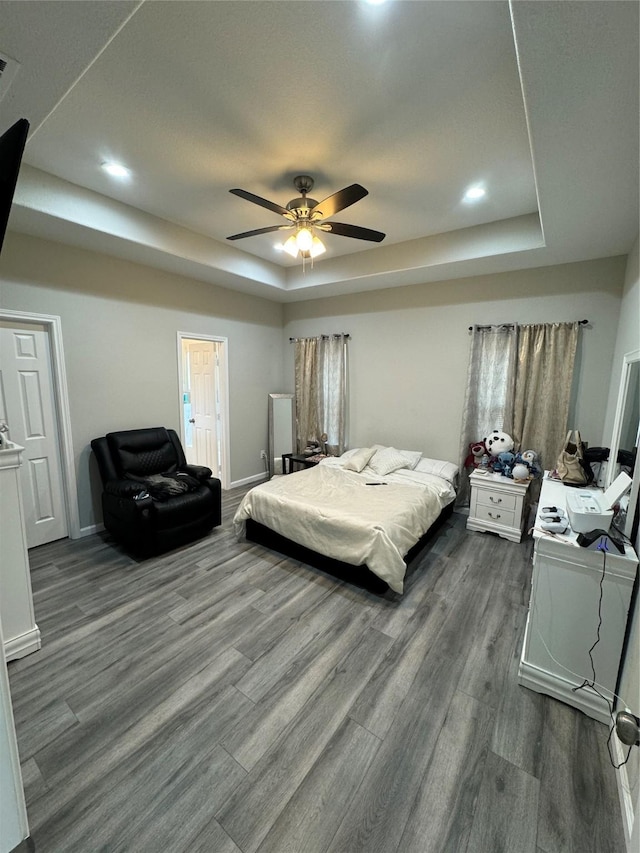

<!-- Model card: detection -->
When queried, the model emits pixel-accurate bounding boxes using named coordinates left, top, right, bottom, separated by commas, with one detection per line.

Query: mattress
left=233, top=460, right=456, bottom=593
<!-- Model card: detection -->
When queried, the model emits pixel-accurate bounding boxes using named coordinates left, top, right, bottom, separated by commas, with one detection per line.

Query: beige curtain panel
left=294, top=334, right=348, bottom=455
left=458, top=321, right=580, bottom=506
left=512, top=321, right=579, bottom=471
left=294, top=337, right=321, bottom=453
left=457, top=324, right=517, bottom=506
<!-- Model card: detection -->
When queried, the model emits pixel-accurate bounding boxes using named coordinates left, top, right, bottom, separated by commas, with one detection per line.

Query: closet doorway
left=177, top=333, right=230, bottom=490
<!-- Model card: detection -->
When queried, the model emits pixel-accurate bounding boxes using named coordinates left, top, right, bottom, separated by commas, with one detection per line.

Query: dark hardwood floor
left=7, top=485, right=626, bottom=853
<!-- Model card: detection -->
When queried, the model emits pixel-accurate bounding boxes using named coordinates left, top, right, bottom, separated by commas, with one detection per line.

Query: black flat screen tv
left=0, top=117, right=29, bottom=253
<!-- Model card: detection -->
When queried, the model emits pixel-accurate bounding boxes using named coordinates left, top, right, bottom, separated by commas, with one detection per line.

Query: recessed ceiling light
left=463, top=185, right=486, bottom=202
left=101, top=161, right=131, bottom=179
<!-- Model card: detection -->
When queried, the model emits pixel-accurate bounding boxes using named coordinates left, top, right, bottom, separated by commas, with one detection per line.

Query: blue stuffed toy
left=493, top=451, right=515, bottom=477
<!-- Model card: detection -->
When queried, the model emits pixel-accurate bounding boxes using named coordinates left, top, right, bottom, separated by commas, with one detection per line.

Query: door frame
left=176, top=332, right=230, bottom=490
left=0, top=309, right=80, bottom=540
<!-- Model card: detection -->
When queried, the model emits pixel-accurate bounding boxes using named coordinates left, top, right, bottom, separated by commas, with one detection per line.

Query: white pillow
left=330, top=448, right=360, bottom=466
left=415, top=457, right=459, bottom=485
left=368, top=446, right=411, bottom=476
left=399, top=449, right=422, bottom=470
left=343, top=446, right=377, bottom=473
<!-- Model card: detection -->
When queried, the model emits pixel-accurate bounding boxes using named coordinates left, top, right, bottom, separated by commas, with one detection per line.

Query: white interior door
left=0, top=324, right=68, bottom=547
left=182, top=339, right=220, bottom=476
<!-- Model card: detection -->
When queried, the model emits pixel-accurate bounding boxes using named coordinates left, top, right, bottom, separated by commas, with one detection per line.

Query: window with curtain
left=457, top=322, right=580, bottom=505
left=294, top=334, right=348, bottom=456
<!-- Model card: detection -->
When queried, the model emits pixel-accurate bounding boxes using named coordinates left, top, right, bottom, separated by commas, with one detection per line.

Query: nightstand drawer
left=474, top=503, right=516, bottom=528
left=475, top=489, right=517, bottom=512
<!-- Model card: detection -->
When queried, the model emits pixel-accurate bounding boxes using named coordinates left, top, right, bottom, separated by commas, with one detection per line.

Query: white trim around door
left=0, top=309, right=80, bottom=540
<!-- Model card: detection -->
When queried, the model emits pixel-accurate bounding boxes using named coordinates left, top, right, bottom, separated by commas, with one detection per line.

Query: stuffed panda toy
left=484, top=430, right=515, bottom=457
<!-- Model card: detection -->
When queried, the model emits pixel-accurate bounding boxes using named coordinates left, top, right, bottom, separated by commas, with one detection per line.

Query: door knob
left=189, top=418, right=195, bottom=423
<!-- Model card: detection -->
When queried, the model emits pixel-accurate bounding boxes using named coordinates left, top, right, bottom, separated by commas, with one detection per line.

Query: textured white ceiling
left=1, top=0, right=638, bottom=301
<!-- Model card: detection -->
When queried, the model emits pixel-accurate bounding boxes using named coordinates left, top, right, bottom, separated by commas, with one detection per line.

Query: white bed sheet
left=233, top=461, right=456, bottom=593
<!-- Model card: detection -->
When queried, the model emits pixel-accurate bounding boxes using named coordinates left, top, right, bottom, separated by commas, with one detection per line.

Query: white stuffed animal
left=511, top=462, right=530, bottom=481
left=484, top=430, right=515, bottom=457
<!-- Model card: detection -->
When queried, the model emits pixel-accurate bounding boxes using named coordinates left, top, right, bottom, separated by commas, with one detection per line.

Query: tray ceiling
left=1, top=1, right=638, bottom=301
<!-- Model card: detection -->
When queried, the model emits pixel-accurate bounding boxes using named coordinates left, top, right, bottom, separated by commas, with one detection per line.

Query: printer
left=565, top=471, right=632, bottom=534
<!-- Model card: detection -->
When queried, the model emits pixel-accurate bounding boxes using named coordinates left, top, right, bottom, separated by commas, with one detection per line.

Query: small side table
left=466, top=469, right=530, bottom=542
left=282, top=453, right=327, bottom=474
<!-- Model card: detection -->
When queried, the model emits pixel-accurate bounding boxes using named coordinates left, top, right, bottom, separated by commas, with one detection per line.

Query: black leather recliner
left=91, top=427, right=222, bottom=554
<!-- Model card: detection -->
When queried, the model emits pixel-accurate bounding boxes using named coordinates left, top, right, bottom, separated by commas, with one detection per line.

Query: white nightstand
left=466, top=469, right=531, bottom=542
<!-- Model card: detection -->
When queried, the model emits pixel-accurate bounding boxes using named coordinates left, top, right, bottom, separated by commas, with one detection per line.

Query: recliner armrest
left=182, top=464, right=213, bottom=481
left=104, top=479, right=149, bottom=498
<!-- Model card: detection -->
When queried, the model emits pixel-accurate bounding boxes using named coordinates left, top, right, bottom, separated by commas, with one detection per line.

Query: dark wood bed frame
left=245, top=502, right=454, bottom=594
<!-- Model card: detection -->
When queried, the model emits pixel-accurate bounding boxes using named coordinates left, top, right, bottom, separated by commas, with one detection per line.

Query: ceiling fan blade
left=311, top=184, right=369, bottom=219
left=229, top=188, right=295, bottom=220
left=227, top=224, right=292, bottom=241
left=324, top=221, right=386, bottom=242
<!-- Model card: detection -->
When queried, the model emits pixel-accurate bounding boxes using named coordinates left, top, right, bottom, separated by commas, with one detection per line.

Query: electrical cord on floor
left=572, top=546, right=607, bottom=699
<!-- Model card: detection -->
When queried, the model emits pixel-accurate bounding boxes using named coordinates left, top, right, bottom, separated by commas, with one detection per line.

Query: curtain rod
left=467, top=319, right=588, bottom=331
left=289, top=333, right=350, bottom=341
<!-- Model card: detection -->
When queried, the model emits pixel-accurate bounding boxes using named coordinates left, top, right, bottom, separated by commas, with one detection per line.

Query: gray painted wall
left=0, top=233, right=284, bottom=531
left=0, top=233, right=629, bottom=530
left=284, top=255, right=627, bottom=465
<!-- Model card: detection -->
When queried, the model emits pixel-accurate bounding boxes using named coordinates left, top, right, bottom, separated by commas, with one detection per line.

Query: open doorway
left=177, top=333, right=230, bottom=490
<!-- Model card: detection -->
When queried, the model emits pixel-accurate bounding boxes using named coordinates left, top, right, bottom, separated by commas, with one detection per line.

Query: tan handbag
left=555, top=430, right=588, bottom=485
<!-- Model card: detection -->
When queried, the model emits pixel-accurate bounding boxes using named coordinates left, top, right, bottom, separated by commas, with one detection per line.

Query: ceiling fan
left=227, top=175, right=386, bottom=260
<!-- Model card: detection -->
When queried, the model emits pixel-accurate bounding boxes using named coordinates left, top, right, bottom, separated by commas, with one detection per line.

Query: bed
left=233, top=446, right=458, bottom=594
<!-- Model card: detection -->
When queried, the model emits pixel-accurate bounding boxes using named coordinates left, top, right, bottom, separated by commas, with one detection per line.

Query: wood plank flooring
left=7, top=485, right=626, bottom=853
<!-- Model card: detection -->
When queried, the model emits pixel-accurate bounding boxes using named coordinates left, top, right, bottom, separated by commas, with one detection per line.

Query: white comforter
left=233, top=461, right=455, bottom=593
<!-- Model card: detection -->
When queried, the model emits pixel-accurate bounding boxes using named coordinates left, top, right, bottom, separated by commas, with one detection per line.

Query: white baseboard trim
left=10, top=836, right=36, bottom=853
left=4, top=626, right=41, bottom=662
left=612, top=728, right=637, bottom=851
left=79, top=522, right=104, bottom=537
left=517, top=659, right=612, bottom=725
left=231, top=472, right=268, bottom=489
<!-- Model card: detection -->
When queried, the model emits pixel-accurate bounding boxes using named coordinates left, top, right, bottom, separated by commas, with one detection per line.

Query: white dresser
left=518, top=475, right=637, bottom=724
left=0, top=441, right=41, bottom=661
left=466, top=469, right=531, bottom=542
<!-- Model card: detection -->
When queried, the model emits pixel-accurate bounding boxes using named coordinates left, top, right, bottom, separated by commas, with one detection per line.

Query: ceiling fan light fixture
left=227, top=175, right=385, bottom=266
left=295, top=227, right=314, bottom=252
left=283, top=235, right=299, bottom=258
left=309, top=235, right=326, bottom=258
left=283, top=230, right=326, bottom=260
